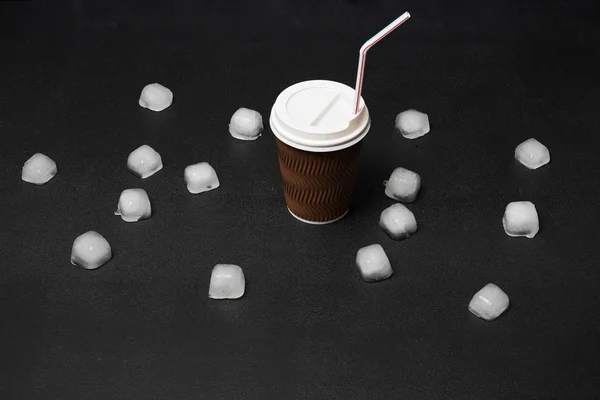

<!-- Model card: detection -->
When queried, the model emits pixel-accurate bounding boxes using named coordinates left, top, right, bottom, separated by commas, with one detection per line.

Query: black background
left=1, top=1, right=600, bottom=399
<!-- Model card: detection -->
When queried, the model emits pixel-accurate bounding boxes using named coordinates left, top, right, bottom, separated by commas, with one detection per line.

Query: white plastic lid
left=269, top=80, right=371, bottom=152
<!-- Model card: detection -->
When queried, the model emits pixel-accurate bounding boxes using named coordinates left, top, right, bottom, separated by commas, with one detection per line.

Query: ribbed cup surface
left=275, top=138, right=362, bottom=223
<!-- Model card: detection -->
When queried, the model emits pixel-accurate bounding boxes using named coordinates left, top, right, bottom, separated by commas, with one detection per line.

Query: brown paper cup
left=270, top=80, right=370, bottom=224
left=275, top=137, right=363, bottom=224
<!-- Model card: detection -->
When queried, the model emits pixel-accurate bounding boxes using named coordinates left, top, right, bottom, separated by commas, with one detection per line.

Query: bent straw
left=352, top=12, right=411, bottom=115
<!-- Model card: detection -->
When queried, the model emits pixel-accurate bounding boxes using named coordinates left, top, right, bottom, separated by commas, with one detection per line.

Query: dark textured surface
left=1, top=1, right=600, bottom=399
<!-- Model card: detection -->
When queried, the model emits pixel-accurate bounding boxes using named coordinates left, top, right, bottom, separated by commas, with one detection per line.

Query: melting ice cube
left=356, top=244, right=393, bottom=282
left=138, top=83, right=173, bottom=112
left=229, top=108, right=263, bottom=141
left=127, top=145, right=163, bottom=179
left=502, top=201, right=539, bottom=238
left=184, top=162, right=220, bottom=194
left=22, top=153, right=57, bottom=185
left=395, top=109, right=430, bottom=139
left=209, top=264, right=245, bottom=299
left=515, top=138, right=550, bottom=170
left=379, top=203, right=418, bottom=240
left=469, top=283, right=510, bottom=321
left=114, top=188, right=152, bottom=222
left=384, top=167, right=421, bottom=203
left=71, top=231, right=112, bottom=270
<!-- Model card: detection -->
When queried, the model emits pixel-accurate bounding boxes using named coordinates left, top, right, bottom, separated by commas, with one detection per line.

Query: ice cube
left=229, top=107, right=263, bottom=141
left=469, top=283, right=510, bottom=321
left=114, top=188, right=152, bottom=222
left=127, top=145, right=163, bottom=179
left=502, top=201, right=539, bottom=238
left=71, top=231, right=112, bottom=270
left=209, top=264, right=245, bottom=299
left=384, top=167, right=421, bottom=203
left=515, top=138, right=550, bottom=170
left=379, top=203, right=418, bottom=240
left=395, top=109, right=430, bottom=139
left=356, top=244, right=393, bottom=282
left=22, top=153, right=57, bottom=185
left=184, top=162, right=220, bottom=194
left=138, top=83, right=173, bottom=112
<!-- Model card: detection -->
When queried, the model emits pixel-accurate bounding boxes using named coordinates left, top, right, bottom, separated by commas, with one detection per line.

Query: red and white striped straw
left=352, top=12, right=411, bottom=115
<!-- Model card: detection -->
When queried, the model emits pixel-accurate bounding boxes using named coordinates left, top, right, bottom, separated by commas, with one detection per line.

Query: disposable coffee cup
left=270, top=80, right=371, bottom=224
